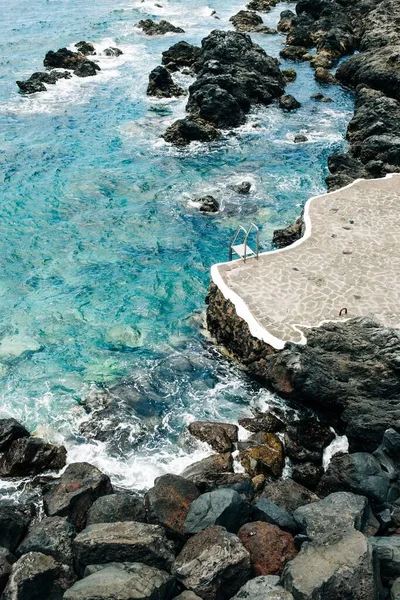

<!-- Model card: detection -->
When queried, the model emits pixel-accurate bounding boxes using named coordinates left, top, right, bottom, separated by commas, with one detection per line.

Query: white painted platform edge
left=211, top=174, right=399, bottom=350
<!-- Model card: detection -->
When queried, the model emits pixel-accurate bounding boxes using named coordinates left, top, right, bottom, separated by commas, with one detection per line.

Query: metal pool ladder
left=229, top=223, right=259, bottom=262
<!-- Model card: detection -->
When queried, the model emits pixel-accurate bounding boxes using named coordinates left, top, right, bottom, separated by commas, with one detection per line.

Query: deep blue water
left=0, top=0, right=354, bottom=491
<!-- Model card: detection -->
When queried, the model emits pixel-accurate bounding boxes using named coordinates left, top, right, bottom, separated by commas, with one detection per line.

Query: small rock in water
left=311, top=92, right=333, bottom=102
left=163, top=118, right=221, bottom=146
left=314, top=67, right=337, bottom=85
left=74, top=60, right=100, bottom=77
left=279, top=94, right=301, bottom=111
left=103, top=47, right=123, bottom=57
left=198, top=195, right=220, bottom=213
left=246, top=0, right=277, bottom=11
left=137, top=19, right=185, bottom=35
left=233, top=181, right=252, bottom=195
left=44, top=47, right=85, bottom=69
left=74, top=41, right=96, bottom=55
left=282, top=68, right=297, bottom=83
left=147, top=65, right=185, bottom=98
left=294, top=134, right=308, bottom=143
left=16, top=79, right=47, bottom=94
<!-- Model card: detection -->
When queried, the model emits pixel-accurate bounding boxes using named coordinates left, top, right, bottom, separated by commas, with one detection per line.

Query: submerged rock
left=279, top=94, right=301, bottom=111
left=238, top=522, right=297, bottom=576
left=103, top=47, right=123, bottom=57
left=187, top=421, right=238, bottom=452
left=294, top=134, right=308, bottom=143
left=137, top=19, right=184, bottom=35
left=314, top=66, right=337, bottom=84
left=0, top=437, right=66, bottom=477
left=172, top=525, right=251, bottom=599
left=74, top=41, right=96, bottom=55
left=147, top=66, right=185, bottom=98
left=233, top=181, right=252, bottom=194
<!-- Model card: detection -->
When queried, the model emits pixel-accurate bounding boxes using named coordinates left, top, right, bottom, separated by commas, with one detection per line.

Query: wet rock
left=43, top=462, right=113, bottom=531
left=16, top=516, right=75, bottom=566
left=272, top=216, right=304, bottom=249
left=2, top=551, right=75, bottom=600
left=74, top=60, right=100, bottom=77
left=16, top=78, right=47, bottom=93
left=163, top=117, right=221, bottom=146
left=311, top=92, right=333, bottom=102
left=261, top=478, right=319, bottom=513
left=74, top=521, right=175, bottom=575
left=0, top=552, right=12, bottom=595
left=239, top=433, right=284, bottom=478
left=172, top=525, right=251, bottom=600
left=278, top=10, right=296, bottom=33
left=161, top=41, right=201, bottom=71
left=103, top=47, right=123, bottom=57
left=0, top=504, right=33, bottom=552
left=146, top=474, right=200, bottom=539
left=87, top=492, right=146, bottom=525
left=230, top=11, right=277, bottom=34
left=284, top=419, right=334, bottom=464
left=184, top=488, right=250, bottom=534
left=63, top=562, right=176, bottom=600
left=282, top=68, right=297, bottom=83
left=188, top=421, right=238, bottom=452
left=293, top=492, right=369, bottom=544
left=279, top=45, right=309, bottom=61
left=75, top=41, right=96, bottom=55
left=0, top=437, right=66, bottom=477
left=370, top=536, right=400, bottom=583
left=233, top=181, right=252, bottom=194
left=283, top=531, right=380, bottom=600
left=187, top=82, right=246, bottom=128
left=246, top=0, right=277, bottom=11
left=147, top=65, right=185, bottom=98
left=233, top=575, right=293, bottom=600
left=44, top=47, right=85, bottom=69
left=238, top=521, right=297, bottom=576
left=317, top=452, right=390, bottom=506
left=0, top=419, right=29, bottom=452
left=180, top=452, right=233, bottom=490
left=137, top=19, right=184, bottom=36
left=279, top=94, right=301, bottom=111
left=252, top=497, right=298, bottom=533
left=198, top=195, right=219, bottom=213
left=314, top=66, right=337, bottom=84
left=294, top=134, right=308, bottom=143
left=291, top=461, right=324, bottom=490
left=238, top=412, right=285, bottom=434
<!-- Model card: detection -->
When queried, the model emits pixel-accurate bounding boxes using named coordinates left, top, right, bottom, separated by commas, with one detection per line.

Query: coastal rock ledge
left=206, top=175, right=400, bottom=454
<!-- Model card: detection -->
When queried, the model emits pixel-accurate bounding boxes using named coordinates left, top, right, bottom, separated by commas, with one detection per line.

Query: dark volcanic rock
left=238, top=411, right=285, bottom=433
left=279, top=94, right=301, bottom=111
left=233, top=181, right=252, bottom=194
left=0, top=437, right=66, bottom=477
left=0, top=419, right=29, bottom=452
left=75, top=41, right=96, bottom=55
left=147, top=65, right=185, bottom=98
left=279, top=45, right=309, bottom=61
left=184, top=488, right=250, bottom=534
left=282, top=68, right=297, bottom=83
left=284, top=420, right=334, bottom=465
left=43, top=462, right=113, bottom=531
left=17, top=79, right=47, bottom=93
left=180, top=453, right=233, bottom=490
left=73, top=60, right=100, bottom=77
left=238, top=521, right=297, bottom=576
left=294, top=134, right=308, bottom=142
left=16, top=516, right=75, bottom=566
left=239, top=432, right=284, bottom=478
left=264, top=317, right=400, bottom=453
left=230, top=11, right=277, bottom=34
left=2, top=551, right=75, bottom=600
left=44, top=48, right=85, bottom=69
left=0, top=551, right=12, bottom=595
left=73, top=522, right=175, bottom=575
left=187, top=82, right=246, bottom=128
left=16, top=71, right=72, bottom=93
left=370, top=536, right=400, bottom=583
left=137, top=19, right=184, bottom=36
left=198, top=195, right=219, bottom=212
left=278, top=10, right=296, bottom=32
left=272, top=216, right=304, bottom=248
left=63, top=562, right=176, bottom=600
left=261, top=478, right=319, bottom=513
left=317, top=452, right=390, bottom=506
left=314, top=66, right=337, bottom=84
left=247, top=0, right=277, bottom=11
left=291, top=461, right=324, bottom=490
left=162, top=41, right=201, bottom=71
left=188, top=421, right=238, bottom=452
left=146, top=474, right=200, bottom=539
left=252, top=497, right=298, bottom=533
left=163, top=117, right=221, bottom=146
left=172, top=525, right=251, bottom=600
left=0, top=503, right=33, bottom=552
left=87, top=492, right=146, bottom=525
left=103, top=47, right=123, bottom=57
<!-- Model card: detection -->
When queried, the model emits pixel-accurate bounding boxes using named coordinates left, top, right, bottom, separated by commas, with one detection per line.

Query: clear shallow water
left=0, top=0, right=354, bottom=491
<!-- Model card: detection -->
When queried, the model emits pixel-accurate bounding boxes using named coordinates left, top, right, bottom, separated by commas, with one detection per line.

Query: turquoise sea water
left=0, top=0, right=354, bottom=491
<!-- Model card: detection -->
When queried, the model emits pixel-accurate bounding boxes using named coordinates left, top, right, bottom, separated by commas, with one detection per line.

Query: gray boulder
left=370, top=536, right=400, bottom=583
left=87, top=493, right=146, bottom=525
left=64, top=562, right=176, bottom=599
left=283, top=531, right=381, bottom=600
left=279, top=94, right=301, bottom=111
left=172, top=525, right=251, bottom=599
left=392, top=577, right=400, bottom=599
left=174, top=593, right=202, bottom=600
left=43, top=462, right=113, bottom=531
left=2, top=551, right=75, bottom=600
left=252, top=497, right=297, bottom=534
left=261, top=478, right=319, bottom=513
left=73, top=521, right=175, bottom=575
left=16, top=516, right=75, bottom=565
left=0, top=551, right=12, bottom=595
left=0, top=503, right=32, bottom=552
left=232, top=575, right=293, bottom=599
left=184, top=488, right=250, bottom=534
left=293, top=492, right=368, bottom=544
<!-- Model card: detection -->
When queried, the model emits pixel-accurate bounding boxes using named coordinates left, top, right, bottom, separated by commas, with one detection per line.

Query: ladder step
left=231, top=244, right=255, bottom=258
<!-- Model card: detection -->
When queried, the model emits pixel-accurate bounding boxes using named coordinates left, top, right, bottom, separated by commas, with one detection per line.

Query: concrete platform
left=211, top=174, right=400, bottom=349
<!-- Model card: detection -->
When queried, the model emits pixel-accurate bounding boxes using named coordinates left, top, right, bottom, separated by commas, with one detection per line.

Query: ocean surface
left=0, top=0, right=354, bottom=494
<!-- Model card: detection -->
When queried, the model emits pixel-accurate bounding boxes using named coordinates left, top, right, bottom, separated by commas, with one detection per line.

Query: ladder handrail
left=229, top=223, right=260, bottom=262
left=229, top=225, right=247, bottom=261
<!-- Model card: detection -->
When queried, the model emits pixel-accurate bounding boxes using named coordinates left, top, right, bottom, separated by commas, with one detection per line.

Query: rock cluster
left=136, top=19, right=185, bottom=36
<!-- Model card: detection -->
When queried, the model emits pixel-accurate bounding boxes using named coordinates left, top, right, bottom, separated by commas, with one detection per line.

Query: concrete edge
left=210, top=173, right=398, bottom=350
